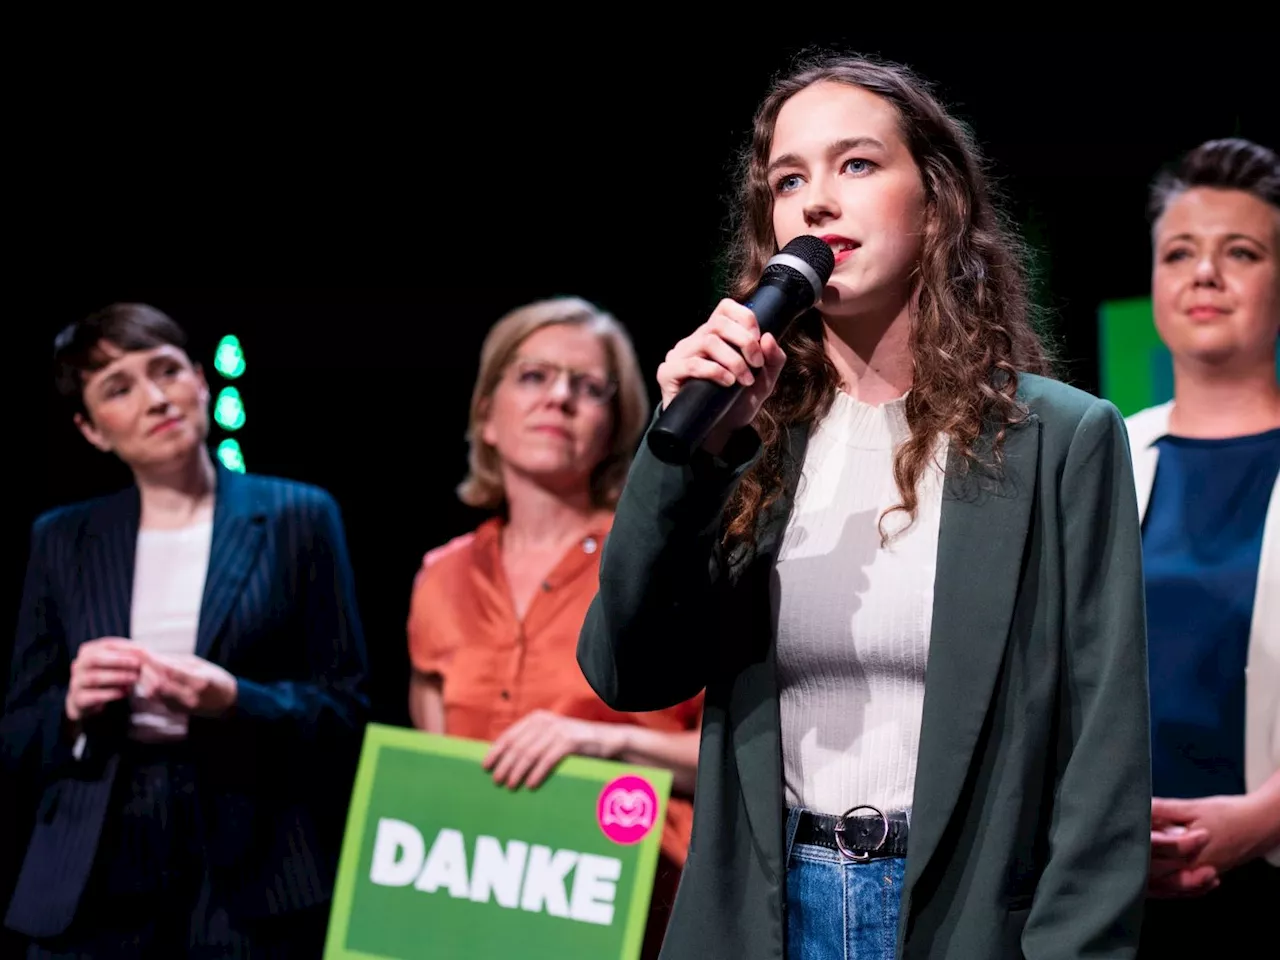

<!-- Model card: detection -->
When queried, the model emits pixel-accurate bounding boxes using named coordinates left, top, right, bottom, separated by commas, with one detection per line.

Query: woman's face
left=768, top=80, right=928, bottom=320
left=76, top=341, right=211, bottom=469
left=1152, top=186, right=1280, bottom=371
left=481, top=323, right=616, bottom=497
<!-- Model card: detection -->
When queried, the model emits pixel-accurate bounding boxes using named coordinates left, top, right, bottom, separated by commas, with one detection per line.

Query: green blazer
left=578, top=374, right=1151, bottom=959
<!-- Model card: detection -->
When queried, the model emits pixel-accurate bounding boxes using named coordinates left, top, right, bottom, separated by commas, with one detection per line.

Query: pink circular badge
left=597, top=775, right=659, bottom=845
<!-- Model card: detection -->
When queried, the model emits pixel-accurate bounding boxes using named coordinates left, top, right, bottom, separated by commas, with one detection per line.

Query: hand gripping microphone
left=647, top=234, right=835, bottom=464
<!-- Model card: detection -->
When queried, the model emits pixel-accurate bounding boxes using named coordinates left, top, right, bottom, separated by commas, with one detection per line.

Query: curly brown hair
left=724, top=53, right=1052, bottom=545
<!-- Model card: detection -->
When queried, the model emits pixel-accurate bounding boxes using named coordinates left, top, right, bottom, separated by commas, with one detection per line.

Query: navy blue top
left=1143, top=427, right=1280, bottom=798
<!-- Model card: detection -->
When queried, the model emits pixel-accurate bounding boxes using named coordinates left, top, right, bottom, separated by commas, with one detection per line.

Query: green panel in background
left=1098, top=297, right=1170, bottom=418
left=1098, top=297, right=1279, bottom=417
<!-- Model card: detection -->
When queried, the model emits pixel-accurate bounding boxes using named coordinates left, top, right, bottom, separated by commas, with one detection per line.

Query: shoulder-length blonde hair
left=457, top=296, right=650, bottom=511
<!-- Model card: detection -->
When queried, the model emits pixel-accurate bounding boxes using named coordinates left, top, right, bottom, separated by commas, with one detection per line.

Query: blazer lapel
left=70, top=488, right=141, bottom=749
left=78, top=487, right=141, bottom=649
left=903, top=413, right=1041, bottom=894
left=1126, top=401, right=1171, bottom=522
left=1247, top=474, right=1280, bottom=866
left=1132, top=443, right=1159, bottom=522
left=196, top=467, right=266, bottom=660
left=730, top=422, right=810, bottom=881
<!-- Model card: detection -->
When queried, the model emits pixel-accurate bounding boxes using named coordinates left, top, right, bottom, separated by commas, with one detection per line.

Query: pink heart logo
left=597, top=776, right=660, bottom=845
left=602, top=789, right=654, bottom=829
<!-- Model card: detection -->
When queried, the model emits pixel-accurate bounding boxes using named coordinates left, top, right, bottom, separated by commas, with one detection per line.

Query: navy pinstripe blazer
left=1, top=466, right=370, bottom=939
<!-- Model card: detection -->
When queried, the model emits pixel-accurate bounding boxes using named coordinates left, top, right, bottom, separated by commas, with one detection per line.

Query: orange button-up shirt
left=407, top=515, right=702, bottom=866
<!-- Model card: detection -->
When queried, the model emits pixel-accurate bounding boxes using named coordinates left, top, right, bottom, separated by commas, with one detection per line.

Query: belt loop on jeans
left=835, top=804, right=889, bottom=862
left=784, top=806, right=805, bottom=861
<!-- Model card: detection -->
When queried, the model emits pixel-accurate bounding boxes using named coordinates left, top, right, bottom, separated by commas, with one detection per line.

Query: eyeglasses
left=504, top=357, right=617, bottom=406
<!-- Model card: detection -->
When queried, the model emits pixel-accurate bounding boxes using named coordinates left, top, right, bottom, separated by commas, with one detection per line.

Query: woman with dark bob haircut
left=2, top=303, right=369, bottom=958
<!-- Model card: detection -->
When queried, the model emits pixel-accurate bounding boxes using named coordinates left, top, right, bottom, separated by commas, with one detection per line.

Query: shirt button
left=500, top=690, right=510, bottom=700
left=582, top=536, right=598, bottom=554
left=541, top=581, right=552, bottom=592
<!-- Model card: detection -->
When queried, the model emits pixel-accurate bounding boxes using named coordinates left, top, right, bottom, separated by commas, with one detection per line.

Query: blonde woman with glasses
left=405, top=297, right=703, bottom=959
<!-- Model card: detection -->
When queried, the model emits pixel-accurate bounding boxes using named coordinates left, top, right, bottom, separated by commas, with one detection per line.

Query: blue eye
left=842, top=158, right=875, bottom=176
left=775, top=174, right=803, bottom=194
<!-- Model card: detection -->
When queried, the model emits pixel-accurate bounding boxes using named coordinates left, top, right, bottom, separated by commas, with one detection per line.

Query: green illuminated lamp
left=216, top=438, right=246, bottom=473
left=215, top=386, right=246, bottom=431
left=214, top=335, right=246, bottom=379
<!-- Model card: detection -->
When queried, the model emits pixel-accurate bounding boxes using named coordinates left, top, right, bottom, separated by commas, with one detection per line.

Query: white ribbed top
left=129, top=521, right=213, bottom=741
left=771, top=390, right=946, bottom=816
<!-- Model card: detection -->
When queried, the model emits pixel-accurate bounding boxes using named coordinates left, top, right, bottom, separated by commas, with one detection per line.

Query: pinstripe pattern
left=2, top=466, right=369, bottom=942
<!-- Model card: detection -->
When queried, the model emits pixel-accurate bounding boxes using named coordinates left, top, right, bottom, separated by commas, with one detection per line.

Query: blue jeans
left=784, top=807, right=906, bottom=960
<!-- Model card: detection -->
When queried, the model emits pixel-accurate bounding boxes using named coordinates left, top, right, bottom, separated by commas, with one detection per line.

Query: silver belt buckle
left=834, top=804, right=890, bottom=862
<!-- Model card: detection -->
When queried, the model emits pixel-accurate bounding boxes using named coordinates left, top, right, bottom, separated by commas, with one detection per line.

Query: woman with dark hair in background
left=1, top=303, right=369, bottom=958
left=578, top=53, right=1152, bottom=958
left=406, top=296, right=703, bottom=960
left=1126, top=138, right=1280, bottom=956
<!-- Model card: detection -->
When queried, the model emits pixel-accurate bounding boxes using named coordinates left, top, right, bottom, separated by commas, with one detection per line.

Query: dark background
left=4, top=28, right=1277, bottom=927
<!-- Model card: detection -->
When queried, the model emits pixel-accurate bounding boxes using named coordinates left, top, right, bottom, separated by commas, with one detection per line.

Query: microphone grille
left=778, top=234, right=836, bottom=283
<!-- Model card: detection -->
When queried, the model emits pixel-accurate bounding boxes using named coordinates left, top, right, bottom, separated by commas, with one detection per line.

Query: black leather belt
left=792, top=806, right=909, bottom=861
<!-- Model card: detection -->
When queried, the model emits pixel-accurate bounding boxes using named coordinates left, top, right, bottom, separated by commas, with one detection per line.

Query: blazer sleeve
left=577, top=418, right=761, bottom=712
left=1023, top=399, right=1151, bottom=959
left=1, top=515, right=74, bottom=778
left=226, top=491, right=370, bottom=756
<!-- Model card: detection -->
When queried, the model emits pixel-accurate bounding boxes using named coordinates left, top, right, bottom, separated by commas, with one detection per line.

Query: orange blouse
left=407, top=515, right=702, bottom=866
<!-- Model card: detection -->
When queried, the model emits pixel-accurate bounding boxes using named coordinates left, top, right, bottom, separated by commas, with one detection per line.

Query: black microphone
left=647, top=235, right=835, bottom=464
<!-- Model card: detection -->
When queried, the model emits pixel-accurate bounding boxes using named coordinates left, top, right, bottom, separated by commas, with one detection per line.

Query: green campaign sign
left=324, top=723, right=672, bottom=959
